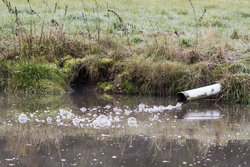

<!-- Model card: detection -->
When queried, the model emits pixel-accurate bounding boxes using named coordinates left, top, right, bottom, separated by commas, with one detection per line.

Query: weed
left=187, top=0, right=207, bottom=51
left=231, top=29, right=240, bottom=39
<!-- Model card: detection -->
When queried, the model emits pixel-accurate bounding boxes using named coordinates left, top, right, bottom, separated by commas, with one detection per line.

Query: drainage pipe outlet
left=176, top=83, right=222, bottom=103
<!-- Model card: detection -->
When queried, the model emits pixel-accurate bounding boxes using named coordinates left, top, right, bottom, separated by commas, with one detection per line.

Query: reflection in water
left=184, top=110, right=221, bottom=120
left=0, top=89, right=249, bottom=167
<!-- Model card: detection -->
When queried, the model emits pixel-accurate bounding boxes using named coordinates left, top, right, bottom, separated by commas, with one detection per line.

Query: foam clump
left=46, top=116, right=53, bottom=124
left=113, top=116, right=120, bottom=122
left=137, top=103, right=182, bottom=113
left=104, top=105, right=111, bottom=109
left=59, top=109, right=73, bottom=119
left=128, top=117, right=137, bottom=127
left=18, top=113, right=28, bottom=123
left=92, top=115, right=111, bottom=128
left=72, top=117, right=80, bottom=126
left=139, top=103, right=146, bottom=109
left=80, top=107, right=87, bottom=112
left=125, top=109, right=132, bottom=115
left=153, top=114, right=159, bottom=120
left=165, top=102, right=183, bottom=110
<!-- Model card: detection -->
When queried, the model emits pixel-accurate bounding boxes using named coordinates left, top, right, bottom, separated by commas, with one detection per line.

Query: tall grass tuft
left=187, top=0, right=207, bottom=51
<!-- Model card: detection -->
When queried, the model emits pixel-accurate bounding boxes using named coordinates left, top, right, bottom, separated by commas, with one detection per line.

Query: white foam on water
left=113, top=107, right=122, bottom=113
left=72, top=118, right=80, bottom=126
left=104, top=105, right=111, bottom=109
left=128, top=117, right=137, bottom=127
left=14, top=101, right=183, bottom=128
left=136, top=103, right=183, bottom=113
left=165, top=102, right=183, bottom=110
left=46, top=117, right=52, bottom=124
left=80, top=107, right=87, bottom=112
left=18, top=113, right=28, bottom=124
left=153, top=114, right=159, bottom=120
left=98, top=115, right=110, bottom=127
left=124, top=109, right=132, bottom=115
left=59, top=109, right=73, bottom=119
left=92, top=115, right=111, bottom=128
left=56, top=118, right=61, bottom=123
left=113, top=116, right=120, bottom=122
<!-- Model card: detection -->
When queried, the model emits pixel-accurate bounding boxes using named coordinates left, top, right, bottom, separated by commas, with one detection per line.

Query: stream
left=0, top=87, right=249, bottom=167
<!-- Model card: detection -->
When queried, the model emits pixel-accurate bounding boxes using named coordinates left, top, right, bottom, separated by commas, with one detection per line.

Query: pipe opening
left=176, top=92, right=187, bottom=103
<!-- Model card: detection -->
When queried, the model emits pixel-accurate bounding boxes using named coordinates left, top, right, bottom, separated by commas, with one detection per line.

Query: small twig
left=187, top=0, right=199, bottom=52
left=107, top=9, right=124, bottom=24
left=147, top=16, right=158, bottom=47
left=27, top=0, right=41, bottom=18
left=94, top=0, right=101, bottom=43
left=64, top=5, right=68, bottom=18
left=14, top=7, right=21, bottom=26
left=106, top=3, right=109, bottom=17
left=2, top=0, right=15, bottom=13
left=126, top=33, right=133, bottom=54
left=51, top=2, right=59, bottom=26
left=38, top=20, right=44, bottom=45
left=53, top=2, right=57, bottom=16
left=82, top=11, right=91, bottom=40
left=197, top=9, right=207, bottom=25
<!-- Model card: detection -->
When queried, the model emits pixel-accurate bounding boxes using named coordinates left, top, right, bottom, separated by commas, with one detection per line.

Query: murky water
left=0, top=87, right=249, bottom=167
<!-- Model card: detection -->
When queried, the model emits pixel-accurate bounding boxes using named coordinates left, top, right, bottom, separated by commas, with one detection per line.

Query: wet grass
left=0, top=0, right=249, bottom=104
left=0, top=60, right=67, bottom=93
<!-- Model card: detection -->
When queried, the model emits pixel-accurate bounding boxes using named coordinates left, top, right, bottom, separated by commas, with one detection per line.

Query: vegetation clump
left=0, top=60, right=67, bottom=93
left=0, top=0, right=249, bottom=104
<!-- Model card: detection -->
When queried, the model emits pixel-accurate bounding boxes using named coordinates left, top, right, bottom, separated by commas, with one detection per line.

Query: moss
left=98, top=82, right=113, bottom=92
left=99, top=58, right=114, bottom=75
left=38, top=79, right=65, bottom=94
left=113, top=60, right=191, bottom=95
left=0, top=60, right=67, bottom=93
left=98, top=93, right=113, bottom=101
left=62, top=55, right=73, bottom=62
left=64, top=58, right=84, bottom=72
left=122, top=80, right=139, bottom=94
left=100, top=58, right=114, bottom=65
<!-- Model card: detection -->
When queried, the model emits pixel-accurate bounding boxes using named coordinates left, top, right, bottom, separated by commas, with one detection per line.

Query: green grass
left=0, top=60, right=67, bottom=93
left=0, top=0, right=249, bottom=103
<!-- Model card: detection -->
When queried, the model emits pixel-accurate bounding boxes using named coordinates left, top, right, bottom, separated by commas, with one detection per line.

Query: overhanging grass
left=0, top=0, right=249, bottom=104
left=0, top=60, right=67, bottom=93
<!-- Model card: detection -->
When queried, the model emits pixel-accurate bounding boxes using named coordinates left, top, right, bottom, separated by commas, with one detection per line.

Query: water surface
left=0, top=88, right=249, bottom=167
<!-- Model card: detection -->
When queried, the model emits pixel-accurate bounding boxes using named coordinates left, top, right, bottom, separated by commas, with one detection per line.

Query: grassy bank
left=0, top=0, right=249, bottom=104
